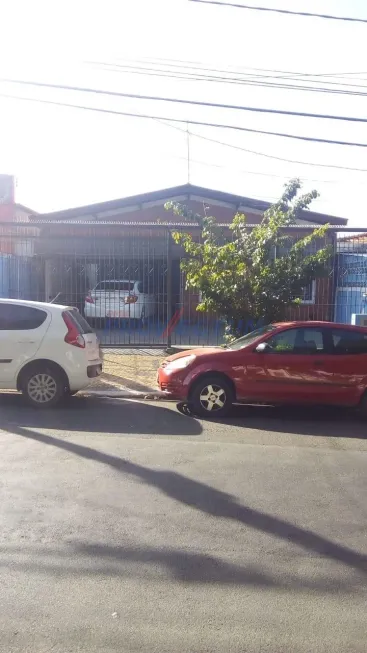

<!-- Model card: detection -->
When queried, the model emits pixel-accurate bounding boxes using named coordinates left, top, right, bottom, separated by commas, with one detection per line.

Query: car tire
left=189, top=375, right=234, bottom=418
left=21, top=366, right=65, bottom=409
left=64, top=388, right=79, bottom=397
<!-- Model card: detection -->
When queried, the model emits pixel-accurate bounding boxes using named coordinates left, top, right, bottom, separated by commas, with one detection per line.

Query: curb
left=81, top=389, right=166, bottom=400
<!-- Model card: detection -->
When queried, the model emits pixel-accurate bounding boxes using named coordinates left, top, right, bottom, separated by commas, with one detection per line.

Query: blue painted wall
left=335, top=253, right=367, bottom=324
left=0, top=254, right=33, bottom=299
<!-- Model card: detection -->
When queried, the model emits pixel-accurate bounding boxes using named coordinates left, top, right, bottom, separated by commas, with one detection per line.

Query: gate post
left=44, top=259, right=52, bottom=302
left=166, top=229, right=172, bottom=349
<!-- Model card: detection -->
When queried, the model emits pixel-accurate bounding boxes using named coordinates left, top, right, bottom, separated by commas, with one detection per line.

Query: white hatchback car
left=84, top=280, right=156, bottom=325
left=0, top=298, right=102, bottom=408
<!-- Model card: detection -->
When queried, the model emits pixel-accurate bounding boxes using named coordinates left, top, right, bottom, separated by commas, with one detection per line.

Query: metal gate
left=0, top=222, right=367, bottom=347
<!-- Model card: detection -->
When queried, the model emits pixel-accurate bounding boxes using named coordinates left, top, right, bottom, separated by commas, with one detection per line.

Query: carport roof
left=34, top=183, right=347, bottom=226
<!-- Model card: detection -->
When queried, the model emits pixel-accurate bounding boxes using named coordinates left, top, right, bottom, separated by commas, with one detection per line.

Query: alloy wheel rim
left=199, top=384, right=226, bottom=412
left=27, top=374, right=57, bottom=403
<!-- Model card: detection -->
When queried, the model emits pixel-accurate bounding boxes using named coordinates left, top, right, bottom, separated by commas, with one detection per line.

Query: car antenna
left=49, top=292, right=62, bottom=304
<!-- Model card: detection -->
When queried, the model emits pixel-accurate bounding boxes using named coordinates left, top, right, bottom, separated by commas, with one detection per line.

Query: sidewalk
left=85, top=349, right=165, bottom=397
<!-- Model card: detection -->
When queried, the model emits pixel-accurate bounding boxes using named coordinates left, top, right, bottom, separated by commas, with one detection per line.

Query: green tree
left=165, top=179, right=332, bottom=339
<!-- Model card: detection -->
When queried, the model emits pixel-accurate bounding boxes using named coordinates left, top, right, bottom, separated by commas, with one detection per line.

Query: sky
left=0, top=0, right=366, bottom=225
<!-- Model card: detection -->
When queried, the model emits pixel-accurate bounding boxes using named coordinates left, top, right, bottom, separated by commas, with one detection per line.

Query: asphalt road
left=0, top=394, right=366, bottom=653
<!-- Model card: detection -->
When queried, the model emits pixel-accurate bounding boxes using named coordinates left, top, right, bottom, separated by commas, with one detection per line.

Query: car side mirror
left=255, top=342, right=271, bottom=353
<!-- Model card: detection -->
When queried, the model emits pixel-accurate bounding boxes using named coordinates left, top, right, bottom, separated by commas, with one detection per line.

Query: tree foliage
left=165, top=179, right=332, bottom=338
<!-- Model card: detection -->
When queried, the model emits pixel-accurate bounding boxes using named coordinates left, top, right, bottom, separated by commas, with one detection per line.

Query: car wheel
left=21, top=366, right=65, bottom=409
left=190, top=375, right=234, bottom=418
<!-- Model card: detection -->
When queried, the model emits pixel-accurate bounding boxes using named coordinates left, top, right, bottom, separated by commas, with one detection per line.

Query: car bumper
left=67, top=358, right=103, bottom=392
left=87, top=363, right=103, bottom=378
left=84, top=305, right=144, bottom=319
left=157, top=368, right=187, bottom=400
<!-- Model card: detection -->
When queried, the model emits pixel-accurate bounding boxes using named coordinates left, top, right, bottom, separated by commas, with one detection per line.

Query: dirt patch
left=90, top=352, right=164, bottom=392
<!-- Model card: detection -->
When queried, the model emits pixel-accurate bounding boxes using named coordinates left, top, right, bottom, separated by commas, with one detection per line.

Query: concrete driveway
left=0, top=395, right=366, bottom=653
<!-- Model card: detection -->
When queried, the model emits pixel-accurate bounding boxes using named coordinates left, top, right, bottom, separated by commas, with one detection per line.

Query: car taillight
left=62, top=311, right=85, bottom=348
left=85, top=293, right=95, bottom=304
left=124, top=294, right=138, bottom=304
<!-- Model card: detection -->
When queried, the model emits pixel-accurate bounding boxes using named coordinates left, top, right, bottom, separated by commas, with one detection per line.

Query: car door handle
left=313, top=360, right=325, bottom=368
left=17, top=339, right=35, bottom=344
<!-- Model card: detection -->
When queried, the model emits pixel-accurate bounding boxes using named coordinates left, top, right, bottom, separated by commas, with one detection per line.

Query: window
left=95, top=281, right=134, bottom=292
left=292, top=281, right=316, bottom=304
left=67, top=309, right=93, bottom=334
left=0, top=304, right=47, bottom=330
left=300, top=281, right=316, bottom=304
left=267, top=327, right=324, bottom=354
left=331, top=329, right=367, bottom=355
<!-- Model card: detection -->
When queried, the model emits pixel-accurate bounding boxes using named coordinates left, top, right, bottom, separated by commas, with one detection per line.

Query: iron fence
left=0, top=221, right=366, bottom=347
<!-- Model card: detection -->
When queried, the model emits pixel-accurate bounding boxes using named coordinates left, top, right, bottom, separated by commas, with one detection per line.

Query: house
left=0, top=174, right=40, bottom=298
left=25, top=184, right=347, bottom=346
left=335, top=234, right=367, bottom=325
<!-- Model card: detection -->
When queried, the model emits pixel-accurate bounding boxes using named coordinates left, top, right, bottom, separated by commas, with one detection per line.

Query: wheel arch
left=188, top=371, right=236, bottom=401
left=16, top=359, right=70, bottom=392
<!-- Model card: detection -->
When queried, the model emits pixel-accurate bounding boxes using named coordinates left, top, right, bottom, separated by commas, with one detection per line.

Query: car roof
left=0, top=298, right=70, bottom=311
left=273, top=320, right=367, bottom=331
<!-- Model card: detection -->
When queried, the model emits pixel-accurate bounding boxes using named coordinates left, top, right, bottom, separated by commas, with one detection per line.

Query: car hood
left=164, top=347, right=224, bottom=363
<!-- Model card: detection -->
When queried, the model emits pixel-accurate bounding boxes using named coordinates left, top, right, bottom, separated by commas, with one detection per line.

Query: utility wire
left=100, top=58, right=367, bottom=88
left=180, top=153, right=366, bottom=185
left=3, top=77, right=367, bottom=124
left=94, top=61, right=367, bottom=97
left=1, top=90, right=366, bottom=148
left=2, top=91, right=366, bottom=173
left=131, top=56, right=367, bottom=81
left=189, top=0, right=367, bottom=23
left=155, top=117, right=367, bottom=172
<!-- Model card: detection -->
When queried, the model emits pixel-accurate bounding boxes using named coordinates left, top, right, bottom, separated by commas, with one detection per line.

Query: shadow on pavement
left=2, top=421, right=367, bottom=575
left=0, top=541, right=363, bottom=592
left=177, top=402, right=367, bottom=439
left=0, top=393, right=202, bottom=437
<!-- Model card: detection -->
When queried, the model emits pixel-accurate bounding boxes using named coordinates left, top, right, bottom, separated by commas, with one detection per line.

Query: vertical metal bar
left=166, top=229, right=172, bottom=349
left=44, top=259, right=52, bottom=302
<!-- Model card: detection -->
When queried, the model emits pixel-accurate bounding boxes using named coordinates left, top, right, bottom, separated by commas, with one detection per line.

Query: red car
left=157, top=321, right=367, bottom=417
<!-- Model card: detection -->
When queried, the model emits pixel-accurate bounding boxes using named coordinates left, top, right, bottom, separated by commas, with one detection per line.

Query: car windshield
left=227, top=324, right=276, bottom=350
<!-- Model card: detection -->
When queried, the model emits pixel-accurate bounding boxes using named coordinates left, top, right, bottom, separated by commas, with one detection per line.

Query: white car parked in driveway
left=84, top=280, right=156, bottom=325
left=0, top=298, right=102, bottom=408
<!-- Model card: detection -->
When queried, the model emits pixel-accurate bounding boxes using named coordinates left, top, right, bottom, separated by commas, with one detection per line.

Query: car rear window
left=67, top=309, right=94, bottom=334
left=94, top=281, right=134, bottom=292
left=0, top=303, right=47, bottom=330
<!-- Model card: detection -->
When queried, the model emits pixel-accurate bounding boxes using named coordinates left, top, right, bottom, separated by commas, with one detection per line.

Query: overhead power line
left=0, top=77, right=367, bottom=123
left=123, top=58, right=367, bottom=87
left=153, top=117, right=367, bottom=177
left=94, top=61, right=367, bottom=97
left=2, top=77, right=367, bottom=124
left=156, top=117, right=367, bottom=172
left=189, top=0, right=367, bottom=23
left=130, top=56, right=367, bottom=82
left=1, top=90, right=367, bottom=149
left=2, top=91, right=366, bottom=172
left=179, top=153, right=365, bottom=185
